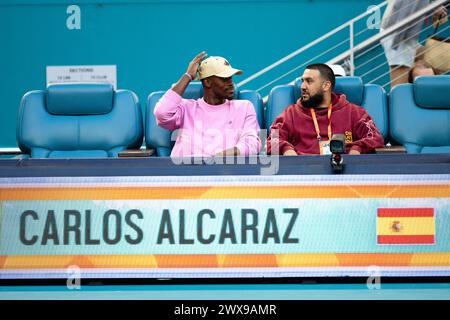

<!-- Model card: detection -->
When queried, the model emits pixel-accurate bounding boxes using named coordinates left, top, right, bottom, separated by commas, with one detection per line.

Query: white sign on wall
left=46, top=65, right=117, bottom=89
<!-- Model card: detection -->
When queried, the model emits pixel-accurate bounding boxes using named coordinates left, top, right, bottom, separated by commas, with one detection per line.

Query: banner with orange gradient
left=0, top=174, right=449, bottom=278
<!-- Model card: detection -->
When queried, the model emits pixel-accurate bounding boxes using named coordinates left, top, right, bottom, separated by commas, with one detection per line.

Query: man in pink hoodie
left=154, top=52, right=261, bottom=158
left=267, top=63, right=384, bottom=156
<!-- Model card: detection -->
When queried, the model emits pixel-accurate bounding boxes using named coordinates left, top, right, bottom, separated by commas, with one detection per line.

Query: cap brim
left=216, top=68, right=243, bottom=78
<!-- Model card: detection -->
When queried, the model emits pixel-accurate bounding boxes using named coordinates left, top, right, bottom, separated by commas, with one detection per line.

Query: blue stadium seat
left=145, top=81, right=263, bottom=156
left=266, top=76, right=389, bottom=140
left=389, top=75, right=450, bottom=154
left=17, top=83, right=143, bottom=158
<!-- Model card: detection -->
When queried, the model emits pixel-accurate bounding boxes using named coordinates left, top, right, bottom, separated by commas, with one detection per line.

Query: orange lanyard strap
left=310, top=104, right=332, bottom=141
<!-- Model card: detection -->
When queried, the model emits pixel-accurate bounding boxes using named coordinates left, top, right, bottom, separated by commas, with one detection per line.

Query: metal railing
left=237, top=0, right=448, bottom=99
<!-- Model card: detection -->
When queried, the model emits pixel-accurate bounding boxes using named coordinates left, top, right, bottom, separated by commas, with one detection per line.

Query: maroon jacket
left=267, top=93, right=385, bottom=155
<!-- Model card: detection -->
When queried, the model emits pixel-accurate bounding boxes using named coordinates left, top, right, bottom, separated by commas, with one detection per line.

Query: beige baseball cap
left=198, top=56, right=243, bottom=80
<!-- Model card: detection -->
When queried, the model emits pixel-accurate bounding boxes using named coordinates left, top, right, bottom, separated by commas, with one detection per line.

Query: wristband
left=184, top=73, right=193, bottom=81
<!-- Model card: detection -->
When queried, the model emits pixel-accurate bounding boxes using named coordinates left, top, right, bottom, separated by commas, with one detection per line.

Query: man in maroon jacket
left=267, top=63, right=384, bottom=156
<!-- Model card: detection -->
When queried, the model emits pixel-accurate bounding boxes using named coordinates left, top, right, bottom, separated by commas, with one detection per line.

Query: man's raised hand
left=187, top=51, right=207, bottom=80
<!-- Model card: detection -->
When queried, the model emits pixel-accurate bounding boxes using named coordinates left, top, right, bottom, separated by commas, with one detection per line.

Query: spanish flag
left=377, top=208, right=435, bottom=244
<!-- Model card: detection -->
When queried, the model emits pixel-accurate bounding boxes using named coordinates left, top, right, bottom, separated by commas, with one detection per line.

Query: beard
left=301, top=90, right=324, bottom=109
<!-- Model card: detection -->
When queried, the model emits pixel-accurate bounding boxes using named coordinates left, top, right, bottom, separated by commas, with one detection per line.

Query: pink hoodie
left=154, top=89, right=261, bottom=157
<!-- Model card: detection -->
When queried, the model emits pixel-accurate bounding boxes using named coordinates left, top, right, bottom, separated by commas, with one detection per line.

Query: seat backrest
left=266, top=76, right=389, bottom=140
left=145, top=81, right=263, bottom=156
left=17, top=83, right=143, bottom=158
left=389, top=75, right=450, bottom=153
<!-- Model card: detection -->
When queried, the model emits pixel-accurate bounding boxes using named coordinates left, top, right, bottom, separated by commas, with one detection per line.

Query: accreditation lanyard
left=310, top=104, right=332, bottom=141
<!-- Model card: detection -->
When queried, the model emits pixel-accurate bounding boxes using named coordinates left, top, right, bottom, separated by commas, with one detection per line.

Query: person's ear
left=322, top=80, right=332, bottom=92
left=203, top=78, right=211, bottom=88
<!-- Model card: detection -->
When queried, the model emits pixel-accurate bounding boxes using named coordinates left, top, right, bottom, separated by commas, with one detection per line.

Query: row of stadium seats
left=16, top=75, right=450, bottom=158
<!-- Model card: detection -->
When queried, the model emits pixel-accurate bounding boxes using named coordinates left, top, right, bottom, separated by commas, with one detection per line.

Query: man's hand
left=433, top=5, right=448, bottom=28
left=215, top=147, right=240, bottom=157
left=187, top=51, right=207, bottom=80
left=173, top=51, right=207, bottom=96
left=348, top=149, right=361, bottom=155
left=283, top=149, right=297, bottom=156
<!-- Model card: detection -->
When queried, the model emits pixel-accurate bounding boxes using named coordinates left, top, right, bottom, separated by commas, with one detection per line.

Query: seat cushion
left=414, top=76, right=450, bottom=109
left=47, top=83, right=114, bottom=115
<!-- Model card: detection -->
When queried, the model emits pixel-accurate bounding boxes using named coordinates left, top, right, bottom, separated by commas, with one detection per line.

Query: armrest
left=0, top=148, right=22, bottom=155
left=0, top=148, right=22, bottom=156
left=118, top=149, right=155, bottom=157
left=375, top=146, right=407, bottom=154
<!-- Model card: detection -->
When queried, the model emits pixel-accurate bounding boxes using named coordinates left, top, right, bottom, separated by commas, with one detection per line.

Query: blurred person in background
left=408, top=60, right=437, bottom=82
left=380, top=0, right=447, bottom=87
